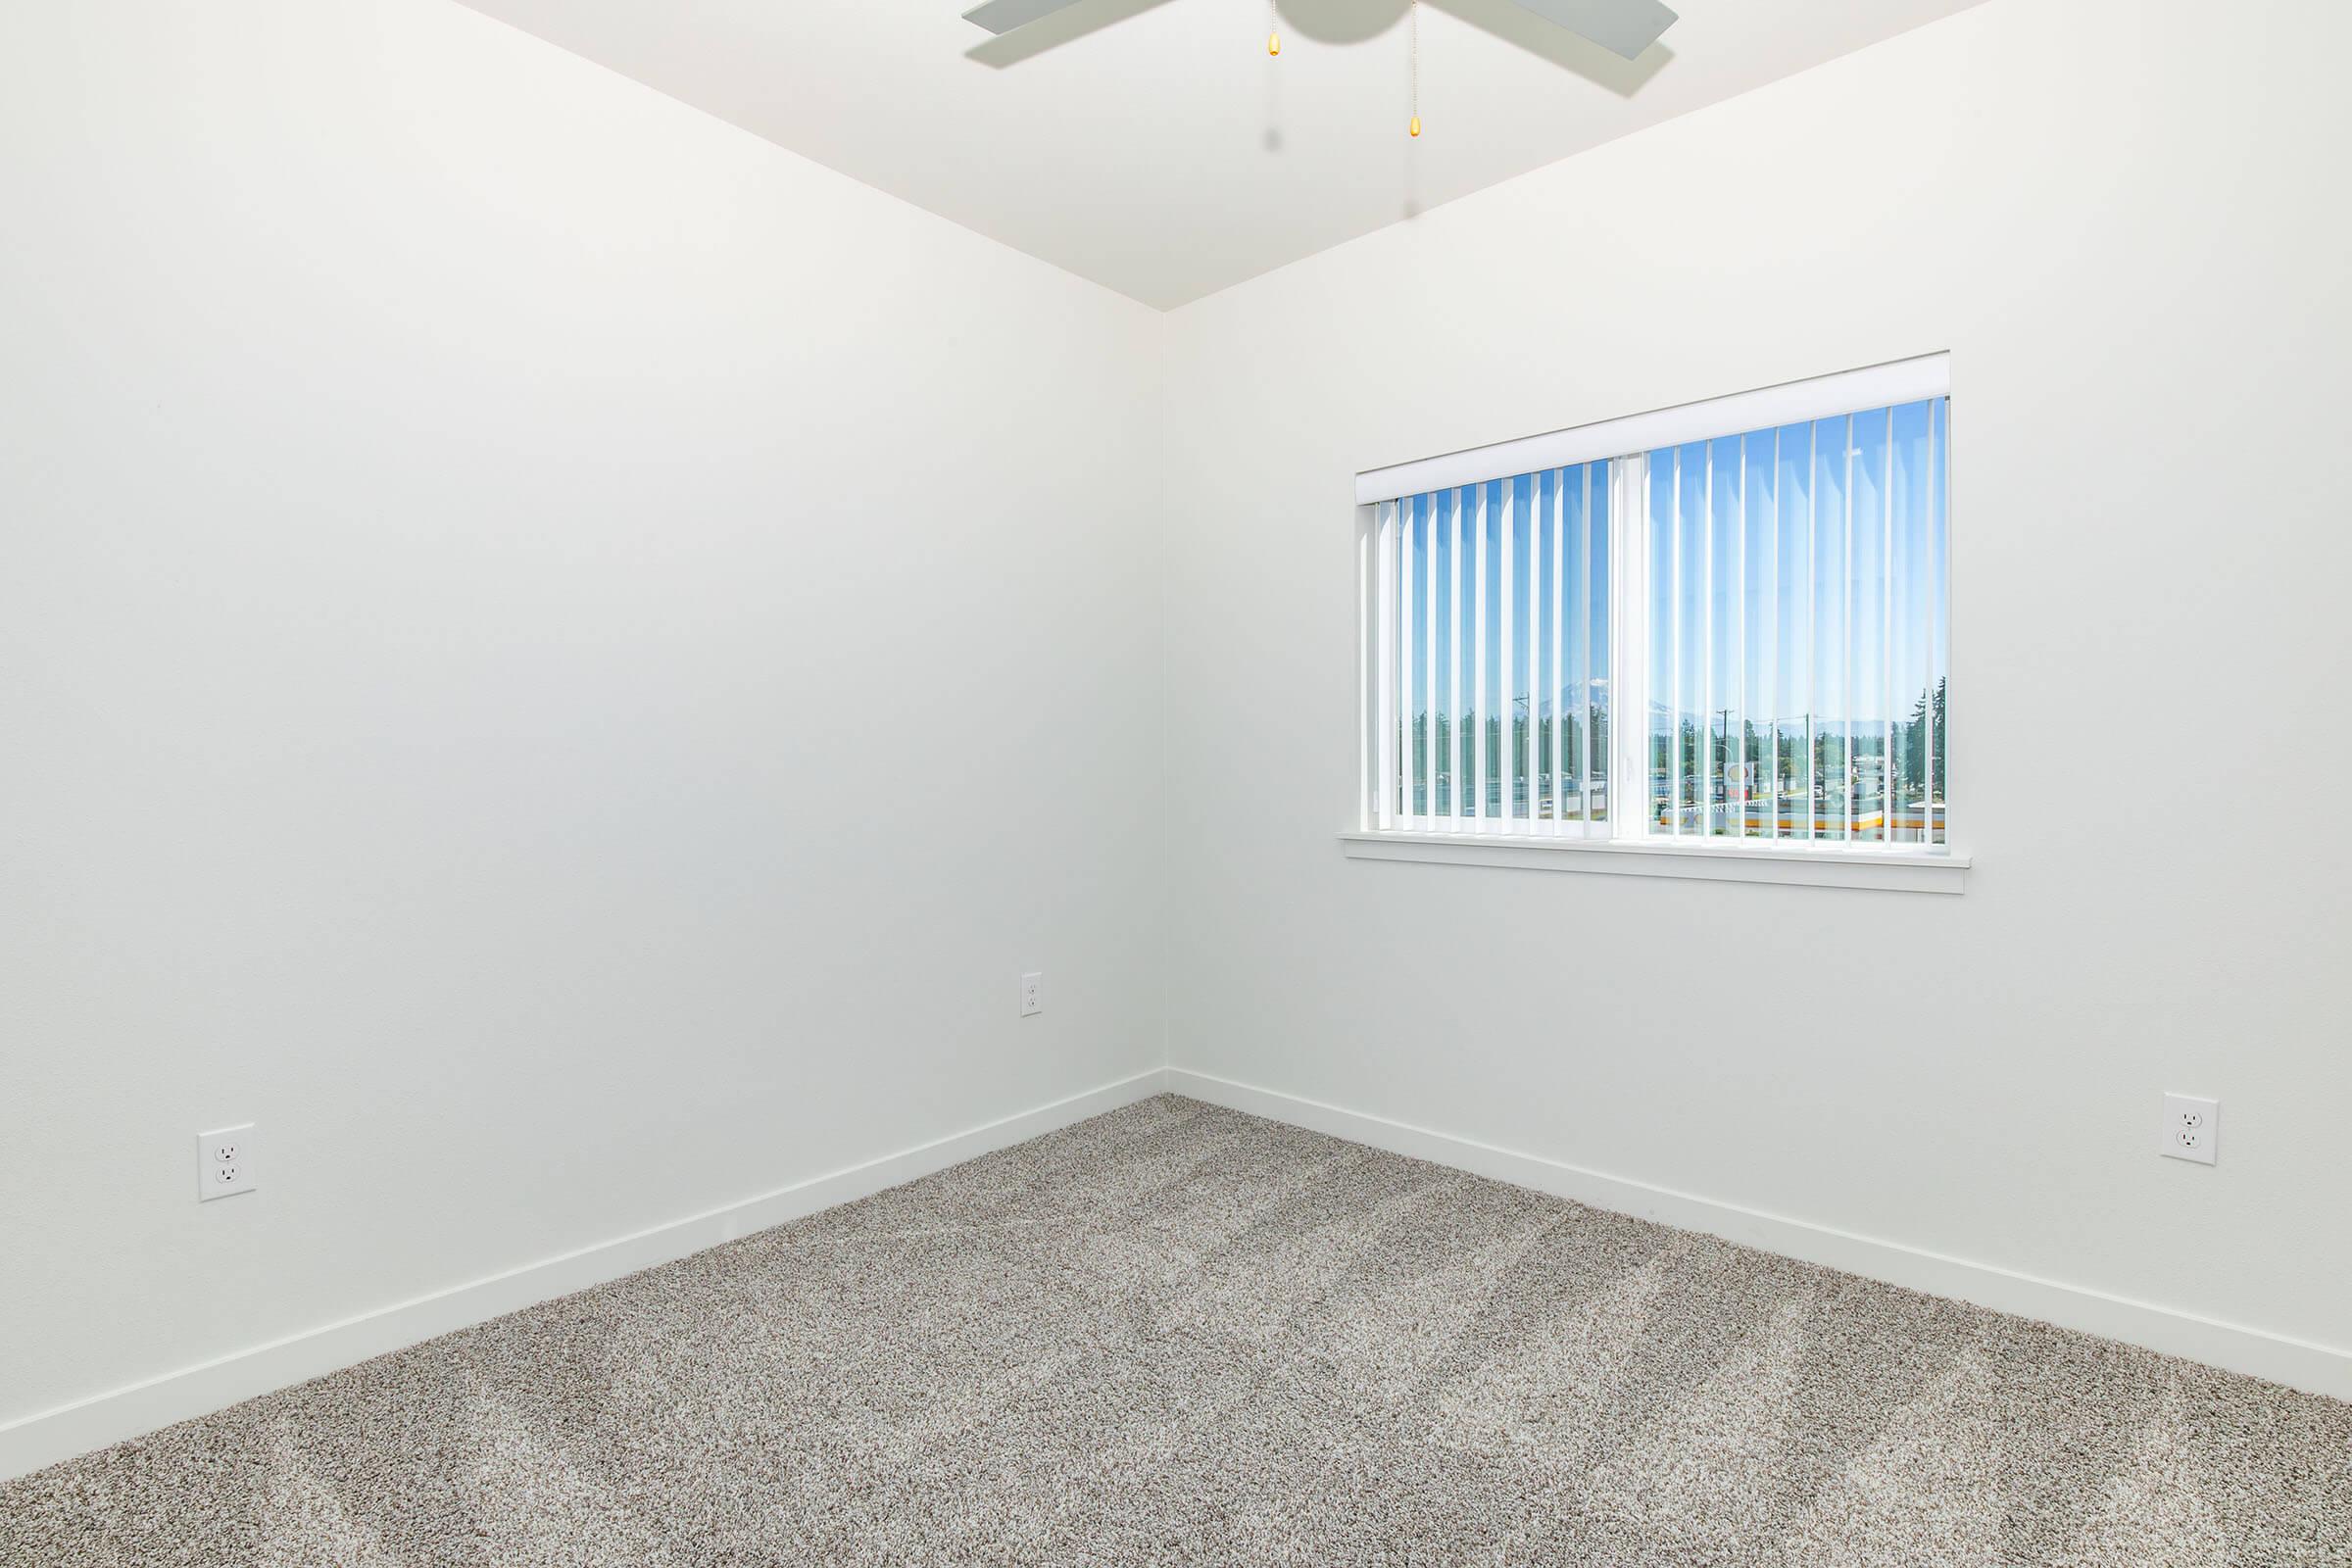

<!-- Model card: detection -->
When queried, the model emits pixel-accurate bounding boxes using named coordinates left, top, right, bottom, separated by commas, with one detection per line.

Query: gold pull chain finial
left=1408, top=0, right=1421, bottom=135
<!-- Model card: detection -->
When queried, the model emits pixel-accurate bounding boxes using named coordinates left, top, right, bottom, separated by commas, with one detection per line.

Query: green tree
left=1898, top=678, right=1949, bottom=801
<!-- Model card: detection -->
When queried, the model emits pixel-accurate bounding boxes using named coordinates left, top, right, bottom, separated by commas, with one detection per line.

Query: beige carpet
left=4, top=1095, right=2346, bottom=1566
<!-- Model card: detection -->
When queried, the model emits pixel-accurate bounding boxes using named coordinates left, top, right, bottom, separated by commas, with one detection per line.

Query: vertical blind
left=1362, top=385, right=1949, bottom=854
left=1371, top=466, right=1612, bottom=835
left=1647, top=399, right=1947, bottom=846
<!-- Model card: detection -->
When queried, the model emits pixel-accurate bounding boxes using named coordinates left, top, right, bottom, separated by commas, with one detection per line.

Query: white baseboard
left=1166, top=1067, right=2352, bottom=1404
left=0, top=1067, right=1172, bottom=1484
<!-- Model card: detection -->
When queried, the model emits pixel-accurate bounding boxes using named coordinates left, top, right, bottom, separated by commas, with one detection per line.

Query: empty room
left=4, top=0, right=2348, bottom=1562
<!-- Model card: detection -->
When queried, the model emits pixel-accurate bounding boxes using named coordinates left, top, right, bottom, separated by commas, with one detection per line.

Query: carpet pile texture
left=4, top=1095, right=2347, bottom=1565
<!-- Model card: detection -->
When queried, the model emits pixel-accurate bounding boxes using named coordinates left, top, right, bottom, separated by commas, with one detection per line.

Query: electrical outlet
left=1019, top=971, right=1043, bottom=1017
left=2160, top=1094, right=2217, bottom=1166
left=197, top=1124, right=259, bottom=1200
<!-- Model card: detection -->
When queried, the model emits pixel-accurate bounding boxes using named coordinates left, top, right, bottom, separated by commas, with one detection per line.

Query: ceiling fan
left=961, top=0, right=1679, bottom=62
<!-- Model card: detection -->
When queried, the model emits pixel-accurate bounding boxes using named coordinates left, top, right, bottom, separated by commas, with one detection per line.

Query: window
left=1351, top=357, right=1959, bottom=891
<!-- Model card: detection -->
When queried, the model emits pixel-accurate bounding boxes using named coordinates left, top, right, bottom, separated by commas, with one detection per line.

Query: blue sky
left=1397, top=398, right=1947, bottom=751
left=1651, top=398, right=1947, bottom=737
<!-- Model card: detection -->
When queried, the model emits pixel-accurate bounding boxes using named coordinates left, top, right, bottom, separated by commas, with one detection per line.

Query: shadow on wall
left=968, top=0, right=1674, bottom=98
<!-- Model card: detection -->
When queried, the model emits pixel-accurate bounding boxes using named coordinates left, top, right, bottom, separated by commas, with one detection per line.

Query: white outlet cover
left=197, top=1123, right=259, bottom=1200
left=1019, top=971, right=1043, bottom=1017
left=2160, top=1094, right=2218, bottom=1166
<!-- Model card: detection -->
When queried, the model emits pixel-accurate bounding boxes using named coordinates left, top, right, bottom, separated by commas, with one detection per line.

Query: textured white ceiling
left=453, top=0, right=1989, bottom=308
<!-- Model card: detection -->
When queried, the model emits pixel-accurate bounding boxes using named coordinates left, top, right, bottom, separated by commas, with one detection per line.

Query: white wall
left=0, top=0, right=1164, bottom=1431
left=1161, top=0, right=2352, bottom=1361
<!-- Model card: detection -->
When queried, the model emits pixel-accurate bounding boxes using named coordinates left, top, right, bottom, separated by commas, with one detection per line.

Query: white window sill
left=1340, top=830, right=1969, bottom=894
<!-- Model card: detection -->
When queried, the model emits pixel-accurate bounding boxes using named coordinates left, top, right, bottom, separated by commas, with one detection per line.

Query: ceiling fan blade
left=961, top=0, right=1092, bottom=34
left=1499, top=0, right=1678, bottom=59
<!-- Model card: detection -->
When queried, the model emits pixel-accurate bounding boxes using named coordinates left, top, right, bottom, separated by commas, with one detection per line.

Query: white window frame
left=1346, top=355, right=1967, bottom=894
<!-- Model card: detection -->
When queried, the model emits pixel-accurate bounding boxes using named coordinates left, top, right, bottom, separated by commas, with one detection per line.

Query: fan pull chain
left=1267, top=0, right=1280, bottom=56
left=1408, top=0, right=1422, bottom=136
